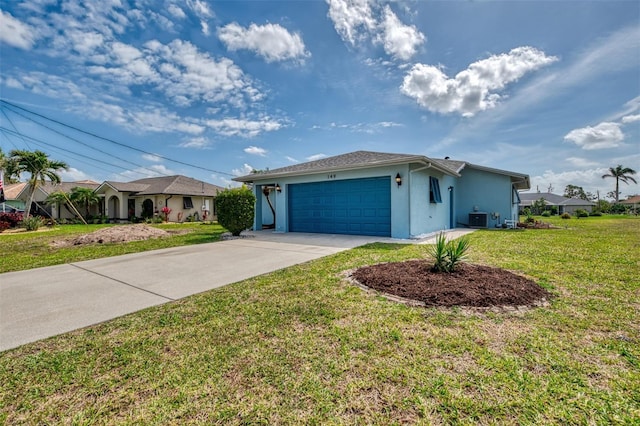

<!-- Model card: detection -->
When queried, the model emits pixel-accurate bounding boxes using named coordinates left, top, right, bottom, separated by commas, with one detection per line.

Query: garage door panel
left=289, top=177, right=391, bottom=236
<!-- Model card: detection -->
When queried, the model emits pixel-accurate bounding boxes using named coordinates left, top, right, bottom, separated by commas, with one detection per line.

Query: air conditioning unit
left=469, top=212, right=488, bottom=228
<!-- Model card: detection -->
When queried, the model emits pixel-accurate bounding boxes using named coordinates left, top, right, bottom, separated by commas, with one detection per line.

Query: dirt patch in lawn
left=348, top=260, right=553, bottom=312
left=51, top=224, right=171, bottom=247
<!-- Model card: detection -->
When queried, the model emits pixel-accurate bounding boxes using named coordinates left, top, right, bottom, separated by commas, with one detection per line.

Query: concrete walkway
left=0, top=229, right=474, bottom=351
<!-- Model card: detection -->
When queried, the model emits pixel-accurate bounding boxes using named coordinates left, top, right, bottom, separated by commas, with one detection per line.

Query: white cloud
left=142, top=153, right=162, bottom=162
left=129, top=108, right=205, bottom=135
left=313, top=120, right=402, bottom=133
left=286, top=156, right=298, bottom=163
left=564, top=122, right=624, bottom=150
left=401, top=47, right=558, bottom=116
left=326, top=0, right=424, bottom=61
left=307, top=153, right=326, bottom=161
left=218, top=22, right=309, bottom=63
left=376, top=5, right=424, bottom=61
left=622, top=114, right=640, bottom=124
left=178, top=136, right=212, bottom=149
left=186, top=0, right=213, bottom=18
left=244, top=146, right=268, bottom=156
left=566, top=157, right=600, bottom=168
left=201, top=20, right=210, bottom=36
left=167, top=4, right=186, bottom=19
left=0, top=9, right=38, bottom=49
left=145, top=39, right=262, bottom=108
left=531, top=167, right=618, bottom=197
left=326, top=0, right=377, bottom=46
left=204, top=117, right=284, bottom=137
left=67, top=30, right=104, bottom=56
left=232, top=163, right=254, bottom=177
left=59, top=167, right=95, bottom=182
left=114, top=164, right=176, bottom=181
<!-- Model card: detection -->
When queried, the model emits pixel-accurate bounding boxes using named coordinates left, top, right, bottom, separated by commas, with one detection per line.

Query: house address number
left=327, top=174, right=336, bottom=179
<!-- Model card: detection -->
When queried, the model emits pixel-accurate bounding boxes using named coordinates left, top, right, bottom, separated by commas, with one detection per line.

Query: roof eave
left=233, top=156, right=459, bottom=183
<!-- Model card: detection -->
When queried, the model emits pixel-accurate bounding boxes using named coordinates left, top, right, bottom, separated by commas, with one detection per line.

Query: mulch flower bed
left=350, top=260, right=553, bottom=309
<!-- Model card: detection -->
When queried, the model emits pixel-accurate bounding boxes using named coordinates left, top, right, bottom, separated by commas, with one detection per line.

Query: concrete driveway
left=0, top=229, right=474, bottom=351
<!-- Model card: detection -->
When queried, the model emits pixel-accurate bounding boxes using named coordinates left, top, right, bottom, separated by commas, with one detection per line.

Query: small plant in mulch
left=349, top=232, right=553, bottom=310
left=429, top=232, right=470, bottom=273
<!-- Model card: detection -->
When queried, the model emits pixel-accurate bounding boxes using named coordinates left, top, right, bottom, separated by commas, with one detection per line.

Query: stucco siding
left=408, top=169, right=453, bottom=237
left=252, top=164, right=412, bottom=238
left=455, top=168, right=514, bottom=228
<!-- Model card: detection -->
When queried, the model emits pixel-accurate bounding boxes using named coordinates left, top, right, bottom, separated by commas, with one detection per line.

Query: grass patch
left=0, top=216, right=638, bottom=424
left=0, top=223, right=226, bottom=273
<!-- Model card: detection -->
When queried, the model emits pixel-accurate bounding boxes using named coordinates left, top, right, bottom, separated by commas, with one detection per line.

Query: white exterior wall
left=156, top=195, right=217, bottom=222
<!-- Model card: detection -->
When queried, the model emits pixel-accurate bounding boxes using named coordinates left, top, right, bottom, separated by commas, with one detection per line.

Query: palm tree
left=10, top=149, right=69, bottom=218
left=45, top=190, right=77, bottom=218
left=0, top=148, right=20, bottom=184
left=602, top=165, right=638, bottom=203
left=70, top=186, right=100, bottom=219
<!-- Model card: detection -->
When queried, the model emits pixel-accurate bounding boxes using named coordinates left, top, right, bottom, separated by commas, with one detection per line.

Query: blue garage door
left=288, top=177, right=391, bottom=236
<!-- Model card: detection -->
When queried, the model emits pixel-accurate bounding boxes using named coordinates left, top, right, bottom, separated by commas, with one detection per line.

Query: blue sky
left=1, top=0, right=638, bottom=199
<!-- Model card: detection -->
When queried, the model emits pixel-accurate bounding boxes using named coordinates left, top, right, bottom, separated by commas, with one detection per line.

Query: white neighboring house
left=519, top=192, right=596, bottom=215
left=14, top=180, right=100, bottom=219
left=94, top=175, right=225, bottom=222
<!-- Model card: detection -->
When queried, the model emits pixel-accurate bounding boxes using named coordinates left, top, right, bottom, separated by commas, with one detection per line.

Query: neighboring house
left=0, top=182, right=28, bottom=212
left=234, top=151, right=530, bottom=239
left=519, top=192, right=596, bottom=215
left=14, top=180, right=100, bottom=219
left=95, top=175, right=224, bottom=222
left=620, top=195, right=640, bottom=213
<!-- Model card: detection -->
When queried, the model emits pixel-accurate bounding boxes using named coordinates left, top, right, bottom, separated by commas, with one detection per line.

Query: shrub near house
left=0, top=212, right=23, bottom=232
left=215, top=186, right=256, bottom=236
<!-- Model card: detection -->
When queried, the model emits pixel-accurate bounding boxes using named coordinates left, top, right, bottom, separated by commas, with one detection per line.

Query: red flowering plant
left=160, top=206, right=171, bottom=222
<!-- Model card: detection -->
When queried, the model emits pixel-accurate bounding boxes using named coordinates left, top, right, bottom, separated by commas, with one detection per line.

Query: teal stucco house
left=234, top=151, right=530, bottom=239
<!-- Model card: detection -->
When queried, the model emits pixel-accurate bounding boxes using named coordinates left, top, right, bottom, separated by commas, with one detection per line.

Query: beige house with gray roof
left=95, top=175, right=224, bottom=222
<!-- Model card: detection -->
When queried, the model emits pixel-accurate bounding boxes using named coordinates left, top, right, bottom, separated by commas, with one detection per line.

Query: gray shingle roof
left=35, top=181, right=100, bottom=195
left=519, top=192, right=595, bottom=206
left=234, top=150, right=459, bottom=182
left=99, top=175, right=224, bottom=197
left=234, top=150, right=530, bottom=190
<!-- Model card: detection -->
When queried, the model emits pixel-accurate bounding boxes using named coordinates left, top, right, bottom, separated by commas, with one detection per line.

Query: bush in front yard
left=575, top=209, right=589, bottom=218
left=22, top=216, right=45, bottom=231
left=561, top=212, right=571, bottom=219
left=215, top=186, right=256, bottom=236
left=0, top=212, right=23, bottom=228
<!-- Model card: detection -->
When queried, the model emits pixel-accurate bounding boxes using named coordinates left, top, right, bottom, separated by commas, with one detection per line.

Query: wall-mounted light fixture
left=275, top=183, right=282, bottom=193
left=395, top=173, right=402, bottom=187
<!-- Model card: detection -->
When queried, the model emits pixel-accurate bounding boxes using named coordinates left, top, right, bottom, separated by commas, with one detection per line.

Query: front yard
left=0, top=216, right=638, bottom=424
left=0, top=223, right=226, bottom=273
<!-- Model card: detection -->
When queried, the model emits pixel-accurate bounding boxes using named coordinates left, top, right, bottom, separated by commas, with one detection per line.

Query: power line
left=0, top=127, right=157, bottom=178
left=3, top=107, right=172, bottom=178
left=0, top=99, right=235, bottom=177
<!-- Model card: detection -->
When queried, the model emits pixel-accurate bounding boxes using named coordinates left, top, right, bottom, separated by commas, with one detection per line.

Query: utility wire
left=1, top=108, right=33, bottom=151
left=4, top=107, right=172, bottom=178
left=0, top=99, right=235, bottom=177
left=0, top=127, right=158, bottom=178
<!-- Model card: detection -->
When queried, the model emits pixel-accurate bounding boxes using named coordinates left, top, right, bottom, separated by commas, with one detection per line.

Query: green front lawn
left=1, top=216, right=638, bottom=424
left=0, top=223, right=226, bottom=273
